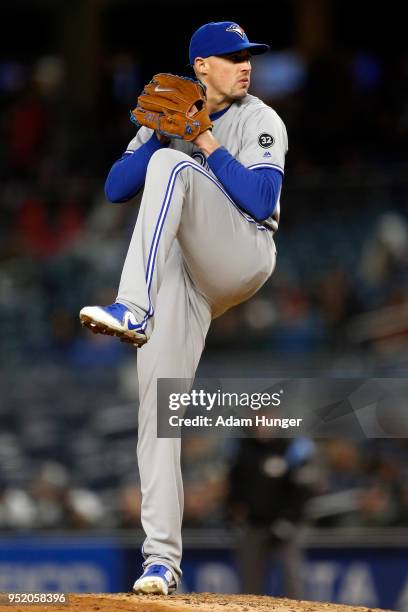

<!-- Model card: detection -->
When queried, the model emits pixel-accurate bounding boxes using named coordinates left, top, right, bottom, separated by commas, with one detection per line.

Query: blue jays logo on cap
left=226, top=24, right=246, bottom=39
left=189, top=21, right=269, bottom=64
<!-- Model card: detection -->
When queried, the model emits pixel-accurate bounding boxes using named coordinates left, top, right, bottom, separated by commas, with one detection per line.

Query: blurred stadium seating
left=0, top=0, right=407, bottom=538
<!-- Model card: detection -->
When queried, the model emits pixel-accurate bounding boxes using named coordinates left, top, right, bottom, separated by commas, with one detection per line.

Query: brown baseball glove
left=130, top=73, right=212, bottom=141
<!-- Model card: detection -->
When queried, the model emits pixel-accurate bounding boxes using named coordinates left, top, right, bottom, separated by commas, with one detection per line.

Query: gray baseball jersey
left=125, top=94, right=288, bottom=232
left=114, top=94, right=288, bottom=585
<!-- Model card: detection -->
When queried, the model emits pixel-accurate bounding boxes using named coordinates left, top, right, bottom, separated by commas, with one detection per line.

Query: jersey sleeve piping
left=247, top=163, right=284, bottom=175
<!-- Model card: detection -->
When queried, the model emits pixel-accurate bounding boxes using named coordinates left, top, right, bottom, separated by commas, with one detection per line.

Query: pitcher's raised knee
left=147, top=148, right=192, bottom=177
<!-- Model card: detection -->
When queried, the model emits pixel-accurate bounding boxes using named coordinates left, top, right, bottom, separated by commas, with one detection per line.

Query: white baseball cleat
left=79, top=302, right=148, bottom=347
left=133, top=564, right=176, bottom=595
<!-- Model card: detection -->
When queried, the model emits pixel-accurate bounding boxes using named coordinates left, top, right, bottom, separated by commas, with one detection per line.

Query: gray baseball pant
left=116, top=148, right=276, bottom=583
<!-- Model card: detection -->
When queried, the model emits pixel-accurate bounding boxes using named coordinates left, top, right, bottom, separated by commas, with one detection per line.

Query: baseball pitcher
left=80, top=21, right=288, bottom=595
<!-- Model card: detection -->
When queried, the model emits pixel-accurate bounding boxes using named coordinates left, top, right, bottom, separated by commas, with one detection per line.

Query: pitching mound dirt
left=2, top=592, right=392, bottom=612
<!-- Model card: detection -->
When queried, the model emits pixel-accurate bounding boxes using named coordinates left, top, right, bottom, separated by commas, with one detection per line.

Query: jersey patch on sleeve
left=258, top=133, right=275, bottom=149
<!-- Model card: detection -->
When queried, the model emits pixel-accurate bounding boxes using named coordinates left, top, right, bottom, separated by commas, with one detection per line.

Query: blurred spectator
left=311, top=439, right=364, bottom=527
left=359, top=212, right=408, bottom=295
left=227, top=435, right=319, bottom=597
left=0, top=487, right=37, bottom=530
left=6, top=85, right=48, bottom=174
left=251, top=51, right=306, bottom=99
left=182, top=437, right=228, bottom=527
left=356, top=440, right=408, bottom=527
left=30, top=462, right=71, bottom=529
left=16, top=195, right=83, bottom=257
left=118, top=481, right=142, bottom=528
left=66, top=488, right=105, bottom=529
left=30, top=462, right=105, bottom=530
left=109, top=54, right=142, bottom=105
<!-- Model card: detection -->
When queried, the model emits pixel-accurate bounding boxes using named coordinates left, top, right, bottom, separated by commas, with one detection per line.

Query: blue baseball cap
left=189, top=22, right=270, bottom=64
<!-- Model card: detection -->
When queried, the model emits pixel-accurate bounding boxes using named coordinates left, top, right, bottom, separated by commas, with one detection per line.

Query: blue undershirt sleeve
left=105, top=132, right=164, bottom=203
left=207, top=147, right=283, bottom=222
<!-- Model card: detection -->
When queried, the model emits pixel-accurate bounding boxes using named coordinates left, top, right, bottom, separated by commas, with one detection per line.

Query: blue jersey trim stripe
left=131, top=159, right=268, bottom=332
left=247, top=163, right=284, bottom=175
